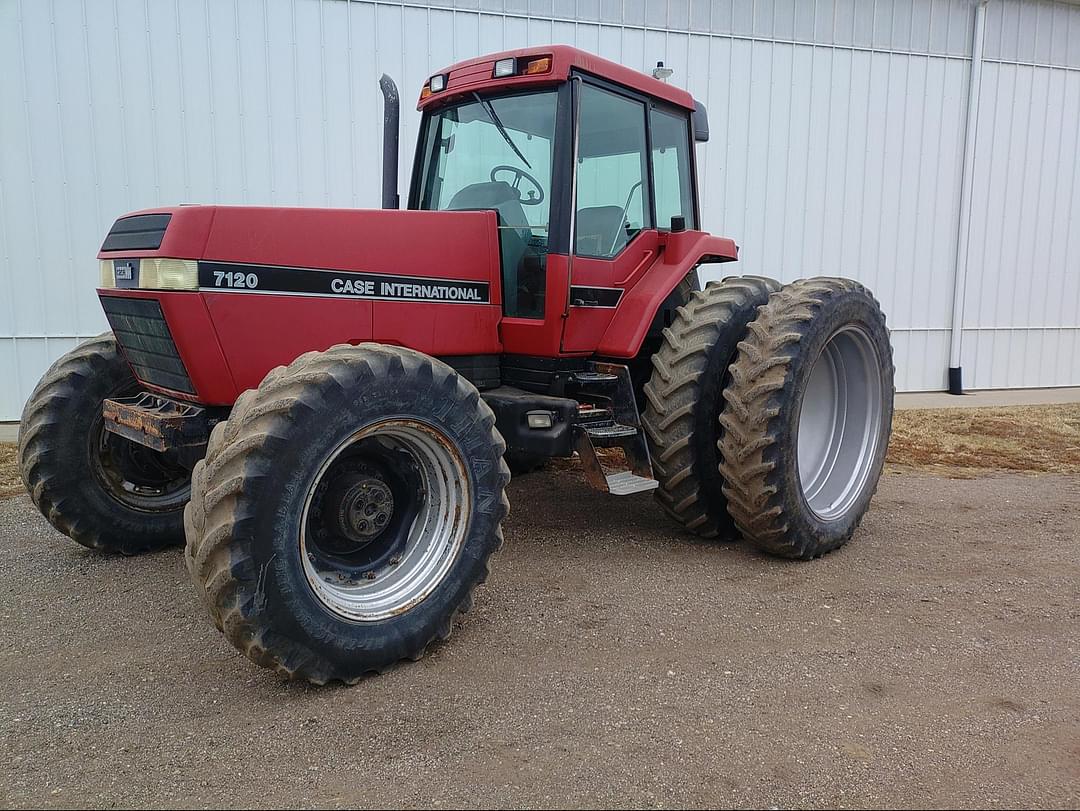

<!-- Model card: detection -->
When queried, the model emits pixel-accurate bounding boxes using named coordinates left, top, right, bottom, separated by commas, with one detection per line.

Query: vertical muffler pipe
left=379, top=74, right=400, bottom=210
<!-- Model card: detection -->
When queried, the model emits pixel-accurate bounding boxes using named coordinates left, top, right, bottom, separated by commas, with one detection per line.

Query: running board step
left=571, top=361, right=658, bottom=496
left=572, top=371, right=619, bottom=384
left=583, top=422, right=637, bottom=441
left=573, top=427, right=657, bottom=496
left=604, top=470, right=660, bottom=496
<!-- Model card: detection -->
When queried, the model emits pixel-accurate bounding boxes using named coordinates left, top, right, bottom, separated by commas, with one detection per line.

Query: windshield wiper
left=473, top=92, right=532, bottom=170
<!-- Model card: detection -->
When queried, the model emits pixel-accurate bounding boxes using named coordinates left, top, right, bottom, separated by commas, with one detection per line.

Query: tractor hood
left=96, top=205, right=506, bottom=405
left=98, top=205, right=503, bottom=306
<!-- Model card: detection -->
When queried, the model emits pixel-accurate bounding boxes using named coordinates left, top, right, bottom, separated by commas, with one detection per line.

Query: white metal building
left=2, top=0, right=1079, bottom=420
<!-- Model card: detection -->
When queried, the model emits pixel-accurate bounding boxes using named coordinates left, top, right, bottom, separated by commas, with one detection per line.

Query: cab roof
left=417, top=44, right=696, bottom=112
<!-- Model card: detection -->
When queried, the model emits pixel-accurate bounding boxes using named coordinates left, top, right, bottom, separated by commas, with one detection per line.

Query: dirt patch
left=2, top=468, right=1079, bottom=809
left=0, top=442, right=21, bottom=498
left=573, top=403, right=1080, bottom=479
left=887, top=403, right=1080, bottom=476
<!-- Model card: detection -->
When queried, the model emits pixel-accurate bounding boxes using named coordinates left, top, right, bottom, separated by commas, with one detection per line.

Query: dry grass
left=886, top=403, right=1080, bottom=476
left=1, top=404, right=1076, bottom=499
left=1, top=443, right=21, bottom=498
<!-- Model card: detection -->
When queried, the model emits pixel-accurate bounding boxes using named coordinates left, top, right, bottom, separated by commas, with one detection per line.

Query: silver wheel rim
left=300, top=420, right=470, bottom=622
left=796, top=326, right=884, bottom=521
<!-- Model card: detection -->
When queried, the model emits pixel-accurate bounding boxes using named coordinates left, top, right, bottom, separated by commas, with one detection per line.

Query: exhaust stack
left=379, top=74, right=400, bottom=210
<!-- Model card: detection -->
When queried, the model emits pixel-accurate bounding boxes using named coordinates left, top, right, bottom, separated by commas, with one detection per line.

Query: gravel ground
left=1, top=466, right=1078, bottom=809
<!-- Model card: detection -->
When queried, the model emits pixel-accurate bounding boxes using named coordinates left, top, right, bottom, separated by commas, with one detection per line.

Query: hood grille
left=99, top=295, right=195, bottom=395
left=101, top=213, right=172, bottom=252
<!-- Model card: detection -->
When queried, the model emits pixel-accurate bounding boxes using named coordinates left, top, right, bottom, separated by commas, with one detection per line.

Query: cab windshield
left=415, top=90, right=558, bottom=319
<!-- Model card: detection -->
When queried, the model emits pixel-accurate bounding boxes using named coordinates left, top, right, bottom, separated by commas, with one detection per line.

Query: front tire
left=18, top=334, right=190, bottom=554
left=718, top=278, right=894, bottom=559
left=184, top=344, right=510, bottom=684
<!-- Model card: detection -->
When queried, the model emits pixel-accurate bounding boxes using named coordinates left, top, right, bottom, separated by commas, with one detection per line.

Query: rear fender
left=596, top=231, right=738, bottom=358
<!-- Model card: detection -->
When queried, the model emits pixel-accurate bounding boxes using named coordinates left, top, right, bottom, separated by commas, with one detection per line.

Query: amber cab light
left=523, top=56, right=552, bottom=75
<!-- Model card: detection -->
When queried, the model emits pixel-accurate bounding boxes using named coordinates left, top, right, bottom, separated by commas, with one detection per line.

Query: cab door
left=561, top=80, right=697, bottom=354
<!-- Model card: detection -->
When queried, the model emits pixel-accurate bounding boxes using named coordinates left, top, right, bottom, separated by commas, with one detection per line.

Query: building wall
left=1, top=0, right=1078, bottom=419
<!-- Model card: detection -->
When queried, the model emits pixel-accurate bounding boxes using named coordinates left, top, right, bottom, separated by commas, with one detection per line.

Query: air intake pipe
left=379, top=74, right=400, bottom=210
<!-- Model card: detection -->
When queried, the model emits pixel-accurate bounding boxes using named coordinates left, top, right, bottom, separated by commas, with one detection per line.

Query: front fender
left=596, top=231, right=738, bottom=358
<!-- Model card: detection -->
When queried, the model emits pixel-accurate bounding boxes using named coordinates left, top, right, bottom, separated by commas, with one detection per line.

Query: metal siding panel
left=851, top=0, right=875, bottom=48
left=612, top=0, right=638, bottom=25
left=295, top=2, right=329, bottom=205
left=752, top=0, right=775, bottom=40
left=669, top=0, right=690, bottom=30
left=553, top=0, right=576, bottom=19
left=772, top=0, right=796, bottom=41
left=2, top=1, right=43, bottom=345
left=947, top=0, right=977, bottom=57
left=1015, top=0, right=1040, bottom=65
left=529, top=0, right=554, bottom=18
left=7, top=0, right=1080, bottom=419
left=731, top=0, right=753, bottom=36
left=689, top=0, right=711, bottom=32
left=321, top=1, right=354, bottom=207
left=961, top=50, right=1080, bottom=389
left=576, top=0, right=600, bottom=22
left=645, top=0, right=667, bottom=29
left=983, top=0, right=1005, bottom=61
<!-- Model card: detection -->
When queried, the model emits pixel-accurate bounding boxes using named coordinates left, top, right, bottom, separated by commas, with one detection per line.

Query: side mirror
left=692, top=100, right=709, bottom=143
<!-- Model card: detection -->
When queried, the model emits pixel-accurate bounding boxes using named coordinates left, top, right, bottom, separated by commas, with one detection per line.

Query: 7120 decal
left=212, top=271, right=260, bottom=289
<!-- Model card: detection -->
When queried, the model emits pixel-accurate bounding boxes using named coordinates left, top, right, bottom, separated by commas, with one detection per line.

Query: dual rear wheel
left=645, top=276, right=894, bottom=559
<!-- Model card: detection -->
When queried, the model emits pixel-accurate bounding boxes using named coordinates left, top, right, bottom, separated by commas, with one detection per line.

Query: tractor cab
left=407, top=46, right=729, bottom=358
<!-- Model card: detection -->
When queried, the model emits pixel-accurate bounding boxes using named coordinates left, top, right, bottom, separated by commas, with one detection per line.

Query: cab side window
left=575, top=84, right=652, bottom=258
left=650, top=107, right=696, bottom=231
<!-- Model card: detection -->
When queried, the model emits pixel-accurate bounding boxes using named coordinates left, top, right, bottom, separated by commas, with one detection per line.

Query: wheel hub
left=300, top=420, right=470, bottom=623
left=334, top=476, right=394, bottom=543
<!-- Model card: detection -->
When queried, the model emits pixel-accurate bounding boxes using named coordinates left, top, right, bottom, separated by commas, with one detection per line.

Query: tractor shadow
left=504, top=464, right=805, bottom=567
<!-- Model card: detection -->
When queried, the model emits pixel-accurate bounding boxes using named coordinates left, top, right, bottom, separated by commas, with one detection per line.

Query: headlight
left=99, top=258, right=199, bottom=290
left=99, top=259, right=116, bottom=288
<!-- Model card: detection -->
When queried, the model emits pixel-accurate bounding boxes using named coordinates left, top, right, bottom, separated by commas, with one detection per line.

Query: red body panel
left=562, top=231, right=661, bottom=354
left=498, top=254, right=571, bottom=357
left=99, top=206, right=503, bottom=404
left=419, top=45, right=696, bottom=113
left=596, top=231, right=738, bottom=358
left=98, top=289, right=237, bottom=404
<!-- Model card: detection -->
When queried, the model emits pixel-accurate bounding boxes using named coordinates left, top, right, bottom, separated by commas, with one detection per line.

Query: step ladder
left=571, top=362, right=659, bottom=496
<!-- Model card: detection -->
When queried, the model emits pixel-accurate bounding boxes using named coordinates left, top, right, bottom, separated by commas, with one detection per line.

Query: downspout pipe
left=948, top=0, right=988, bottom=394
left=379, top=74, right=400, bottom=210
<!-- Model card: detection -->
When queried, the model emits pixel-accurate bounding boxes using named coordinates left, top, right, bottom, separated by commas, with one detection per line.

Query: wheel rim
left=796, top=326, right=884, bottom=521
left=300, top=419, right=470, bottom=622
left=89, top=417, right=191, bottom=513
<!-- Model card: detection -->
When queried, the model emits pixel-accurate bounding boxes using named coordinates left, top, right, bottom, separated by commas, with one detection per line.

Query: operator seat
left=575, top=205, right=628, bottom=256
left=447, top=181, right=531, bottom=314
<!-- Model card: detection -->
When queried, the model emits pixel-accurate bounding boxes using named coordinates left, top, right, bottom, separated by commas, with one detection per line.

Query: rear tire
left=642, top=276, right=780, bottom=538
left=17, top=334, right=190, bottom=554
left=184, top=343, right=510, bottom=684
left=719, top=278, right=894, bottom=559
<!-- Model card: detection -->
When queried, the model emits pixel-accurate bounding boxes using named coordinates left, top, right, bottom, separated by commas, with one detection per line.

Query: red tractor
left=19, top=46, right=893, bottom=684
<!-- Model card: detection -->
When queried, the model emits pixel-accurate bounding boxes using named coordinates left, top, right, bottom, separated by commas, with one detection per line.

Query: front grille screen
left=99, top=295, right=195, bottom=395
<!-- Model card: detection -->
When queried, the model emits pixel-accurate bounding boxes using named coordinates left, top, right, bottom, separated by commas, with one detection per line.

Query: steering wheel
left=490, top=165, right=544, bottom=206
